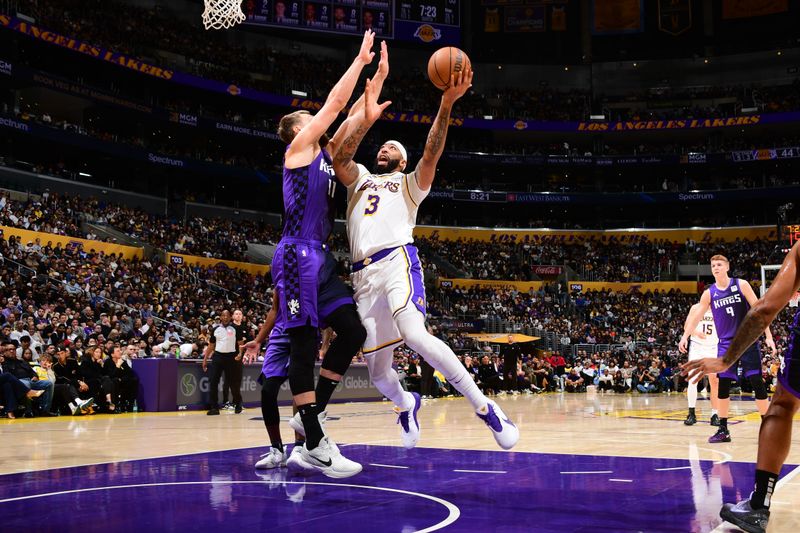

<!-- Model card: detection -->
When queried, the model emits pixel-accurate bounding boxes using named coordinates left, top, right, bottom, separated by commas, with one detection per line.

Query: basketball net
left=202, top=0, right=245, bottom=30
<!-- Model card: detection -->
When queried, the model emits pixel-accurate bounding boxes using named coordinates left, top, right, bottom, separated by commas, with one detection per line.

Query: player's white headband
left=384, top=140, right=408, bottom=162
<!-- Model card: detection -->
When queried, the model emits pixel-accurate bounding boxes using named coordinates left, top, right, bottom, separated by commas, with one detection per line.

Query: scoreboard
left=243, top=0, right=460, bottom=43
left=785, top=224, right=800, bottom=247
left=397, top=1, right=460, bottom=26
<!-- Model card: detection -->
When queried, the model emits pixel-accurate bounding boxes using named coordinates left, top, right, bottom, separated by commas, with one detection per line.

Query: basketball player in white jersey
left=331, top=59, right=519, bottom=450
left=683, top=304, right=720, bottom=426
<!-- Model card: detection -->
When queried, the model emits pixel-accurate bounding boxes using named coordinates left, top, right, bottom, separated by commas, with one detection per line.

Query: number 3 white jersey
left=346, top=163, right=429, bottom=263
left=689, top=311, right=718, bottom=359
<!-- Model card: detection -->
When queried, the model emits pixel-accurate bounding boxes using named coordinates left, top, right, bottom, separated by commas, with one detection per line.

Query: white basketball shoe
left=393, top=392, right=421, bottom=449
left=300, top=436, right=362, bottom=479
left=286, top=444, right=316, bottom=474
left=255, top=447, right=288, bottom=469
left=476, top=400, right=519, bottom=450
left=288, top=410, right=327, bottom=437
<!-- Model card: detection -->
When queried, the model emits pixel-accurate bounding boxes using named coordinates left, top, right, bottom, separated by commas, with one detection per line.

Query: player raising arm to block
left=684, top=242, right=800, bottom=533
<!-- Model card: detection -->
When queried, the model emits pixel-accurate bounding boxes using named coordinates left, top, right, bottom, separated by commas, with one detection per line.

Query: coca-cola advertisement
left=532, top=265, right=563, bottom=276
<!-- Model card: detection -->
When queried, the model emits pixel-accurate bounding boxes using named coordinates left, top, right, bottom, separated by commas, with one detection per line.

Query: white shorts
left=689, top=343, right=717, bottom=361
left=352, top=244, right=426, bottom=355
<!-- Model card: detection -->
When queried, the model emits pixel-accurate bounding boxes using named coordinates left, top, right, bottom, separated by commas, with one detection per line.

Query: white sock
left=395, top=310, right=488, bottom=411
left=69, top=401, right=77, bottom=411
left=711, top=409, right=719, bottom=416
left=687, top=380, right=698, bottom=409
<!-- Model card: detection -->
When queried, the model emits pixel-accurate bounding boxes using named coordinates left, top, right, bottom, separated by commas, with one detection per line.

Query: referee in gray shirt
left=202, top=310, right=242, bottom=415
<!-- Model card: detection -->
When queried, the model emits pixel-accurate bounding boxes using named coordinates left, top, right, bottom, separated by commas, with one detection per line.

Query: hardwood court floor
left=2, top=391, right=800, bottom=532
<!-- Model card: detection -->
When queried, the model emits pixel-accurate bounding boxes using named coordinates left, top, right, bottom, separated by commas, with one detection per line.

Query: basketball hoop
left=202, top=0, right=245, bottom=30
left=791, top=292, right=800, bottom=308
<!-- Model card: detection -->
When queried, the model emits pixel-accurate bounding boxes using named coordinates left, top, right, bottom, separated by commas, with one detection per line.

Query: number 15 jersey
left=346, top=164, right=429, bottom=263
left=709, top=278, right=750, bottom=343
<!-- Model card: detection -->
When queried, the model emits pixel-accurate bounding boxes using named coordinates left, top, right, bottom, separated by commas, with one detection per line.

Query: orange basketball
left=427, top=47, right=471, bottom=91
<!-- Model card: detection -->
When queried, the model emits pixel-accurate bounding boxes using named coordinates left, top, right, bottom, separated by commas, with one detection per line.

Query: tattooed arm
left=415, top=68, right=473, bottom=191
left=684, top=241, right=800, bottom=381
left=328, top=41, right=389, bottom=160
left=332, top=76, right=392, bottom=186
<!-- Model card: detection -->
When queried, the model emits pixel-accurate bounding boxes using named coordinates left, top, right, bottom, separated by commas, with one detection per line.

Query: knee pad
left=288, top=326, right=317, bottom=395
left=748, top=374, right=768, bottom=400
left=321, top=305, right=366, bottom=375
left=717, top=377, right=733, bottom=400
left=260, top=377, right=284, bottom=425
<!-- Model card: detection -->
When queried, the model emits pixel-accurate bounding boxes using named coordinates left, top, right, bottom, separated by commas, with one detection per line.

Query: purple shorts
left=718, top=341, right=762, bottom=381
left=272, top=238, right=354, bottom=330
left=260, top=329, right=290, bottom=380
left=778, top=310, right=800, bottom=398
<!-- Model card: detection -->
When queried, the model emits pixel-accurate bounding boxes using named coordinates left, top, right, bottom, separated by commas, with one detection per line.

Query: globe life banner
left=176, top=361, right=381, bottom=409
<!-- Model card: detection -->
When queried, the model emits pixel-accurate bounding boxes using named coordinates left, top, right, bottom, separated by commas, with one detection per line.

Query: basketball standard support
left=760, top=264, right=782, bottom=297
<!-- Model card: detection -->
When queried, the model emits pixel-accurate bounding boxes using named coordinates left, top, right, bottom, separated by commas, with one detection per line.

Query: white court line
left=654, top=466, right=693, bottom=471
left=369, top=463, right=410, bottom=469
left=0, top=480, right=460, bottom=533
left=560, top=470, right=613, bottom=475
left=609, top=479, right=633, bottom=483
left=453, top=469, right=507, bottom=474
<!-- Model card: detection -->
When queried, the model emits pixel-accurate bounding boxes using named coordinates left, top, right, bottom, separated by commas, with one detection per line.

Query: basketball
left=427, top=47, right=471, bottom=90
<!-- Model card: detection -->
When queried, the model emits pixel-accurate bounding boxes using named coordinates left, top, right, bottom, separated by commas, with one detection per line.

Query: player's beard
left=373, top=157, right=401, bottom=174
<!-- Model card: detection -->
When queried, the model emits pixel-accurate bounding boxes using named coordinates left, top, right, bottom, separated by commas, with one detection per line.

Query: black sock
left=315, top=376, right=340, bottom=412
left=298, top=403, right=324, bottom=449
left=688, top=407, right=695, bottom=415
left=720, top=417, right=728, bottom=431
left=751, top=469, right=779, bottom=509
left=271, top=441, right=284, bottom=453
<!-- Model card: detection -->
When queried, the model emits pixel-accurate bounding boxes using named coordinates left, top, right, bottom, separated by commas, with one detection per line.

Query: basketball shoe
left=684, top=410, right=697, bottom=426
left=288, top=410, right=327, bottom=437
left=300, top=436, right=362, bottom=479
left=709, top=428, right=731, bottom=443
left=255, top=447, right=288, bottom=469
left=286, top=444, right=316, bottom=474
left=394, top=392, right=421, bottom=449
left=710, top=413, right=721, bottom=426
left=720, top=497, right=770, bottom=533
left=476, top=400, right=519, bottom=450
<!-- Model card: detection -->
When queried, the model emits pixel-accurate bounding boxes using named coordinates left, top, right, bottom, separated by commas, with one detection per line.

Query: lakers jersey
left=346, top=164, right=429, bottom=263
left=690, top=311, right=718, bottom=348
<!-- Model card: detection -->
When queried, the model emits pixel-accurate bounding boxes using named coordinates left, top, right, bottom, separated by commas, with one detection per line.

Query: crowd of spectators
left=0, top=190, right=284, bottom=262
left=418, top=234, right=783, bottom=283
left=14, top=0, right=800, bottom=123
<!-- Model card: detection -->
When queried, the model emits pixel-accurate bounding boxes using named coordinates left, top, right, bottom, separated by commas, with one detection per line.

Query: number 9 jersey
left=345, top=164, right=429, bottom=264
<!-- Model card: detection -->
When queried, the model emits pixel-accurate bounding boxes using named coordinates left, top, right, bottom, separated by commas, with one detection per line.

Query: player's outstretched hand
left=765, top=337, right=777, bottom=356
left=364, top=77, right=391, bottom=123
left=357, top=30, right=376, bottom=64
left=682, top=357, right=728, bottom=383
left=442, top=67, right=473, bottom=104
left=377, top=40, right=389, bottom=79
left=242, top=340, right=260, bottom=364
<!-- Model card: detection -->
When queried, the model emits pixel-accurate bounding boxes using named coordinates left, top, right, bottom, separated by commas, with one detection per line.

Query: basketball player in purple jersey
left=680, top=255, right=777, bottom=444
left=270, top=31, right=379, bottom=478
left=684, top=242, right=800, bottom=533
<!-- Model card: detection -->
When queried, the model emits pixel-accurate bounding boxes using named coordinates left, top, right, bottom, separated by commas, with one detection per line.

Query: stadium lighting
left=291, top=90, right=307, bottom=97
left=483, top=115, right=493, bottom=120
left=589, top=114, right=605, bottom=120
left=78, top=172, right=92, bottom=177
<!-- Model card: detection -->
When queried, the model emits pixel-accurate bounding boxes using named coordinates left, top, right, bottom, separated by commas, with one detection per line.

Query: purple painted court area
left=0, top=446, right=794, bottom=533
